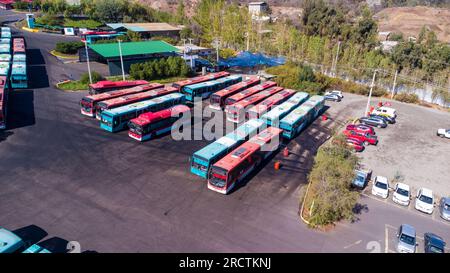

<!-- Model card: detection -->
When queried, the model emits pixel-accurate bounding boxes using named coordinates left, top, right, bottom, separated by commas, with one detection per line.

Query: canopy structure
left=221, top=51, right=285, bottom=68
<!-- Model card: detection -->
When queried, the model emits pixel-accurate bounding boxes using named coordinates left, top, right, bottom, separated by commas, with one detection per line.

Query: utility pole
left=332, top=41, right=341, bottom=76
left=188, top=38, right=194, bottom=69
left=213, top=38, right=220, bottom=63
left=391, top=69, right=398, bottom=99
left=365, top=70, right=378, bottom=117
left=84, top=41, right=92, bottom=84
left=117, top=39, right=125, bottom=81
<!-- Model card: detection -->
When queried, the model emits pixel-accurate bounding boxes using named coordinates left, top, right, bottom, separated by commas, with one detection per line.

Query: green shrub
left=55, top=41, right=84, bottom=54
left=394, top=93, right=419, bottom=103
left=80, top=71, right=104, bottom=84
left=130, top=57, right=191, bottom=81
left=13, top=1, right=29, bottom=10
left=219, top=48, right=237, bottom=59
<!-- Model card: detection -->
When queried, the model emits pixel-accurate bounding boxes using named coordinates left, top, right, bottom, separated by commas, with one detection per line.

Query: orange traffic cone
left=283, top=147, right=289, bottom=157
left=274, top=161, right=281, bottom=170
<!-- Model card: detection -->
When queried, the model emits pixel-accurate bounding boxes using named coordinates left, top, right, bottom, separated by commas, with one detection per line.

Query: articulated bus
left=247, top=89, right=296, bottom=119
left=225, top=86, right=284, bottom=123
left=280, top=95, right=325, bottom=139
left=260, top=92, right=309, bottom=127
left=224, top=81, right=277, bottom=107
left=209, top=78, right=260, bottom=110
left=10, top=62, right=27, bottom=89
left=128, top=104, right=190, bottom=141
left=190, top=119, right=266, bottom=178
left=183, top=75, right=242, bottom=102
left=172, top=71, right=229, bottom=92
left=80, top=83, right=163, bottom=117
left=100, top=93, right=185, bottom=133
left=208, top=127, right=283, bottom=194
left=95, top=87, right=177, bottom=120
left=0, top=53, right=11, bottom=63
left=0, top=76, right=8, bottom=129
left=88, top=80, right=149, bottom=95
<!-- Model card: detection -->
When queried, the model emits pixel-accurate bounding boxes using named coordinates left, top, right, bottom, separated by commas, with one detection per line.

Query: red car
left=346, top=138, right=365, bottom=152
left=346, top=124, right=375, bottom=135
left=343, top=130, right=378, bottom=145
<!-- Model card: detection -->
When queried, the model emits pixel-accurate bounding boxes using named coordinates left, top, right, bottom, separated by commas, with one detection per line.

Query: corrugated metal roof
left=88, top=40, right=179, bottom=58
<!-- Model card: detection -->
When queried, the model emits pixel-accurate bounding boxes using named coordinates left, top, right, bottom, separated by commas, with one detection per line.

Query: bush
left=55, top=41, right=84, bottom=54
left=219, top=48, right=237, bottom=59
left=13, top=1, right=29, bottom=10
left=36, top=14, right=64, bottom=27
left=80, top=71, right=104, bottom=84
left=129, top=57, right=191, bottom=81
left=394, top=93, right=419, bottom=103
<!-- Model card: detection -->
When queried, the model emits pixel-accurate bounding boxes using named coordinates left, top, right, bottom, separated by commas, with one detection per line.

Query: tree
left=93, top=0, right=126, bottom=23
left=175, top=0, right=186, bottom=24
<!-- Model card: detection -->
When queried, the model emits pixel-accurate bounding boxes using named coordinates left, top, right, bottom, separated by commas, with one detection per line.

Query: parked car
left=436, top=128, right=450, bottom=139
left=393, top=183, right=411, bottom=206
left=343, top=130, right=378, bottom=145
left=415, top=188, right=434, bottom=214
left=371, top=176, right=389, bottom=199
left=352, top=168, right=372, bottom=189
left=439, top=197, right=450, bottom=221
left=346, top=138, right=364, bottom=152
left=324, top=93, right=341, bottom=102
left=359, top=117, right=387, bottom=128
left=369, top=114, right=396, bottom=124
left=372, top=106, right=397, bottom=119
left=397, top=224, right=416, bottom=253
left=346, top=124, right=375, bottom=135
left=424, top=233, right=446, bottom=253
left=325, top=90, right=343, bottom=99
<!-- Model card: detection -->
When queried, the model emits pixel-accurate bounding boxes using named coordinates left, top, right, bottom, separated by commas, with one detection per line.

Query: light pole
left=365, top=70, right=378, bottom=117
left=117, top=39, right=126, bottom=81
left=84, top=41, right=92, bottom=84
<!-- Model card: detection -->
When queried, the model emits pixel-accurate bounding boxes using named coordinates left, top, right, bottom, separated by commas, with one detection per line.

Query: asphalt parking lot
left=1, top=10, right=449, bottom=253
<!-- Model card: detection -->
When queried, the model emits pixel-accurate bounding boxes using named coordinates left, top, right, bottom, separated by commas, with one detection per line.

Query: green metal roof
left=88, top=40, right=179, bottom=58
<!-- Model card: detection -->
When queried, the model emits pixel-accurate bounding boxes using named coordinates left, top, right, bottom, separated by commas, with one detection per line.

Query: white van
left=372, top=106, right=397, bottom=119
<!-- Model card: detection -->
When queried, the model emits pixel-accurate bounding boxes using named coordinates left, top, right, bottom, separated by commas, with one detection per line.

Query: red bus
left=80, top=83, right=163, bottom=117
left=208, top=127, right=283, bottom=194
left=224, top=81, right=277, bottom=107
left=172, top=71, right=229, bottom=92
left=246, top=89, right=296, bottom=119
left=0, top=76, right=7, bottom=130
left=88, top=80, right=149, bottom=95
left=95, top=86, right=177, bottom=119
left=209, top=78, right=260, bottom=110
left=225, top=86, right=284, bottom=123
left=12, top=38, right=25, bottom=54
left=128, top=104, right=190, bottom=141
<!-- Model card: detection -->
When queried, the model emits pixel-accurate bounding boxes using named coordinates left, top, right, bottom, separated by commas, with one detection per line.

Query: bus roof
left=13, top=54, right=26, bottom=62
left=0, top=227, right=23, bottom=253
left=130, top=104, right=190, bottom=126
left=248, top=89, right=296, bottom=114
left=281, top=95, right=324, bottom=125
left=89, top=80, right=150, bottom=89
left=231, top=86, right=283, bottom=109
left=193, top=118, right=265, bottom=161
left=103, top=92, right=184, bottom=116
left=0, top=44, right=10, bottom=53
left=226, top=81, right=277, bottom=103
left=0, top=38, right=10, bottom=45
left=97, top=87, right=177, bottom=108
left=213, top=78, right=260, bottom=97
left=0, top=63, right=10, bottom=76
left=1, top=27, right=11, bottom=32
left=172, top=71, right=229, bottom=88
left=84, top=83, right=164, bottom=102
left=248, top=126, right=283, bottom=147
left=261, top=92, right=309, bottom=121
left=0, top=54, right=11, bottom=62
left=11, top=62, right=26, bottom=75
left=0, top=32, right=11, bottom=38
left=184, top=75, right=242, bottom=90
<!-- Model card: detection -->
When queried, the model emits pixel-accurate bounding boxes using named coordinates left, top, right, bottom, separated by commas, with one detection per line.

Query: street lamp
left=117, top=39, right=126, bottom=81
left=84, top=40, right=92, bottom=84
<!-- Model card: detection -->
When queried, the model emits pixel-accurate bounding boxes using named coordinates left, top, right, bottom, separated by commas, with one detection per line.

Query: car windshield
left=419, top=195, right=433, bottom=204
left=400, top=234, right=415, bottom=246
left=375, top=182, right=387, bottom=189
left=444, top=202, right=450, bottom=211
left=396, top=188, right=409, bottom=197
left=429, top=245, right=443, bottom=253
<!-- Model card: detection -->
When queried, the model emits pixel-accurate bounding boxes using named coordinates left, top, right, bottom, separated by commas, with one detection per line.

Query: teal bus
left=260, top=92, right=309, bottom=127
left=0, top=32, right=11, bottom=39
left=0, top=53, right=11, bottom=63
left=0, top=44, right=10, bottom=54
left=10, top=62, right=27, bottom=89
left=190, top=119, right=266, bottom=178
left=13, top=54, right=26, bottom=63
left=0, top=38, right=10, bottom=45
left=280, top=95, right=325, bottom=139
left=100, top=92, right=186, bottom=132
left=183, top=75, right=242, bottom=102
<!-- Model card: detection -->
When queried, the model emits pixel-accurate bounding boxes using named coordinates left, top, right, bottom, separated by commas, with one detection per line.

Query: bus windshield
left=210, top=166, right=228, bottom=188
left=210, top=94, right=220, bottom=105
left=128, top=122, right=143, bottom=135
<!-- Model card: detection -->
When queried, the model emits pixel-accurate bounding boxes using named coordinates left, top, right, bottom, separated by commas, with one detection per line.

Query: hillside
left=375, top=6, right=450, bottom=43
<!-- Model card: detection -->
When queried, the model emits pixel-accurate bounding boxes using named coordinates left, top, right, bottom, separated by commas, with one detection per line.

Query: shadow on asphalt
left=12, top=225, right=48, bottom=247
left=6, top=89, right=35, bottom=130
left=0, top=130, right=13, bottom=142
left=27, top=49, right=46, bottom=66
left=39, top=237, right=70, bottom=253
left=351, top=203, right=370, bottom=223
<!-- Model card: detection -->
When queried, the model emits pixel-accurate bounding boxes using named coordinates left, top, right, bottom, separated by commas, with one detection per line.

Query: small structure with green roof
left=84, top=40, right=180, bottom=76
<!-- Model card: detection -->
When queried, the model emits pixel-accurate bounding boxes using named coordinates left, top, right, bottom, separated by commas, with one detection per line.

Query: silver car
left=397, top=224, right=416, bottom=253
left=439, top=197, right=450, bottom=221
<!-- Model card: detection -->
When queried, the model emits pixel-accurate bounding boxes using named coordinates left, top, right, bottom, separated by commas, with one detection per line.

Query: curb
left=22, top=26, right=39, bottom=33
left=299, top=178, right=312, bottom=226
left=49, top=50, right=78, bottom=60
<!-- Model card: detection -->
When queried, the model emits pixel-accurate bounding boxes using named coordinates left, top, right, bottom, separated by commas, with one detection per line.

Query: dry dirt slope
left=375, top=6, right=450, bottom=43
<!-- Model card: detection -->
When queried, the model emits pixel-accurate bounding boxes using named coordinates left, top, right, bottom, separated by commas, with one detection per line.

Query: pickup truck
left=352, top=169, right=373, bottom=189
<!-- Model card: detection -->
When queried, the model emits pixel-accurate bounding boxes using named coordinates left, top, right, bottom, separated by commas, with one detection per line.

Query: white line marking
left=343, top=240, right=362, bottom=249
left=385, top=224, right=389, bottom=253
